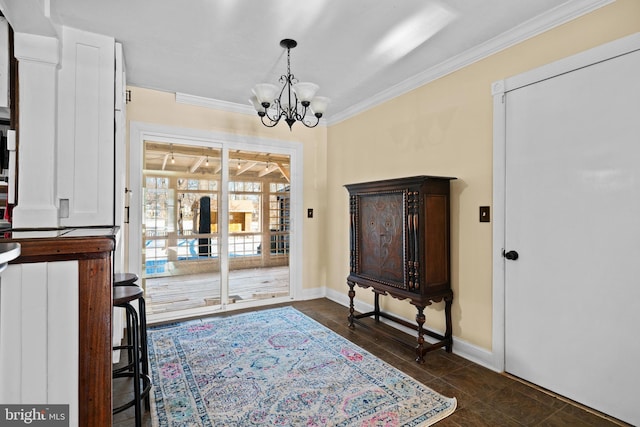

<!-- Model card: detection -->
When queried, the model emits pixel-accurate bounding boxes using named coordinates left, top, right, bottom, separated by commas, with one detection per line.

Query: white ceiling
left=3, top=0, right=611, bottom=124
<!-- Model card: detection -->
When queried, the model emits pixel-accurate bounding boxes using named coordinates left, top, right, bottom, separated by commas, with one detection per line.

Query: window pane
left=269, top=185, right=290, bottom=255
left=229, top=181, right=261, bottom=192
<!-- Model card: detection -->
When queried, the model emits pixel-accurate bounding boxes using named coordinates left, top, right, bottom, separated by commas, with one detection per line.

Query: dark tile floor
left=113, top=298, right=628, bottom=426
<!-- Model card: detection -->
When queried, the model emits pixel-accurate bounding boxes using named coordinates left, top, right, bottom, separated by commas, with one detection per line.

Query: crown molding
left=326, top=0, right=614, bottom=126
left=175, top=92, right=255, bottom=115
left=176, top=0, right=613, bottom=127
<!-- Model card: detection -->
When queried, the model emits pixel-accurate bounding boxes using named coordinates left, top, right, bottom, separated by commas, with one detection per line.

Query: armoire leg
left=415, top=306, right=426, bottom=364
left=347, top=281, right=356, bottom=329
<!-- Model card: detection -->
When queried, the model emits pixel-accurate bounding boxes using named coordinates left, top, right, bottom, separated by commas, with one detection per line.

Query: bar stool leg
left=125, top=308, right=134, bottom=369
left=138, top=295, right=150, bottom=410
left=126, top=303, right=142, bottom=427
left=113, top=302, right=142, bottom=427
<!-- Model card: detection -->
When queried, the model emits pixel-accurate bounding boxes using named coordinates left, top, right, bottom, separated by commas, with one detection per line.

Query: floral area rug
left=148, top=306, right=456, bottom=426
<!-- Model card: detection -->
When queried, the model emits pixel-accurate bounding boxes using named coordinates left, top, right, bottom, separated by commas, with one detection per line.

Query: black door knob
left=503, top=250, right=519, bottom=260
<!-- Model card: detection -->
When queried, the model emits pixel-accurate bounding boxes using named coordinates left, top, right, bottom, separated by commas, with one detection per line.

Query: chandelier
left=250, top=39, right=329, bottom=130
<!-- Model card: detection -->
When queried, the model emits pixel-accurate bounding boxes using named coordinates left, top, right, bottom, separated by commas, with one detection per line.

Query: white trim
left=491, top=80, right=507, bottom=372
left=128, top=121, right=304, bottom=313
left=326, top=0, right=613, bottom=125
left=491, top=31, right=640, bottom=372
left=220, top=147, right=230, bottom=306
left=175, top=92, right=256, bottom=115
left=298, top=286, right=326, bottom=301
left=324, top=288, right=498, bottom=370
left=504, top=31, right=640, bottom=92
left=13, top=32, right=59, bottom=64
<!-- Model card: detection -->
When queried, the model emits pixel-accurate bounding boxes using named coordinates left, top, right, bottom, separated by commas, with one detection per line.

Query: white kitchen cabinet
left=57, top=26, right=115, bottom=226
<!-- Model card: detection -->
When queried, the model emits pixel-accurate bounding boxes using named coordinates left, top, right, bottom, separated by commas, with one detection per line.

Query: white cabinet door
left=0, top=262, right=79, bottom=425
left=57, top=26, right=115, bottom=226
left=114, top=42, right=127, bottom=272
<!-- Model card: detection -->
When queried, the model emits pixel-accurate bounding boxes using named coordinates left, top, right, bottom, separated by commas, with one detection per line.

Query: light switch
left=307, top=208, right=313, bottom=218
left=479, top=206, right=490, bottom=222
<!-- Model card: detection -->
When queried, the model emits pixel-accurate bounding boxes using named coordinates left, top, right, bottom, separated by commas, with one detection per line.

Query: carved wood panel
left=358, top=192, right=406, bottom=289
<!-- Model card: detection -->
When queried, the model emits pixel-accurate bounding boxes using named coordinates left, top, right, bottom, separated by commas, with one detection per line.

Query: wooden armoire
left=345, top=175, right=455, bottom=363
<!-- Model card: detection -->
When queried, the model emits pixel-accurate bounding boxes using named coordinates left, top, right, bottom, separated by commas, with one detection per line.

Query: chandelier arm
left=300, top=114, right=321, bottom=128
left=263, top=106, right=281, bottom=122
left=293, top=103, right=313, bottom=123
left=260, top=114, right=281, bottom=128
left=293, top=102, right=320, bottom=128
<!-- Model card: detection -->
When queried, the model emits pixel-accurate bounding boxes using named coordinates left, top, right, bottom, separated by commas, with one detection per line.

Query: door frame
left=128, top=121, right=304, bottom=311
left=491, top=32, right=640, bottom=372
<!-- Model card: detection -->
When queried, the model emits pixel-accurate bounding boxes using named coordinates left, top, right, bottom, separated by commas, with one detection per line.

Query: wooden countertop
left=2, top=226, right=118, bottom=264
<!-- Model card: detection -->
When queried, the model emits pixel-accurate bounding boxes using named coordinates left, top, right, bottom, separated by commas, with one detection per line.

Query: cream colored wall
left=125, top=0, right=640, bottom=351
left=325, top=0, right=640, bottom=351
left=125, top=87, right=328, bottom=293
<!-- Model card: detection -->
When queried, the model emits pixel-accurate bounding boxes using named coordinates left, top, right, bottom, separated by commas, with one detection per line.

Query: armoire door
left=504, top=43, right=640, bottom=425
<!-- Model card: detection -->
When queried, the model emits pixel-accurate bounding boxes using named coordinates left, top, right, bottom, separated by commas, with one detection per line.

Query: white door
left=504, top=46, right=640, bottom=424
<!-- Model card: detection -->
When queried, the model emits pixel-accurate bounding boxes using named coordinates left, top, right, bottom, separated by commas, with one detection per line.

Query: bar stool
left=113, top=283, right=151, bottom=426
left=113, top=273, right=148, bottom=378
left=113, top=272, right=150, bottom=396
left=114, top=272, right=139, bottom=287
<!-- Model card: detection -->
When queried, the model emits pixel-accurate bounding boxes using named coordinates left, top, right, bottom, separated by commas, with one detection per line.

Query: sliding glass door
left=140, top=141, right=291, bottom=320
left=227, top=149, right=291, bottom=302
left=142, top=145, right=222, bottom=316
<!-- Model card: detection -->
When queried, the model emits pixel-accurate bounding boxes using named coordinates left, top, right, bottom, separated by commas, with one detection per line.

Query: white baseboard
left=323, top=287, right=501, bottom=372
left=298, top=286, right=327, bottom=301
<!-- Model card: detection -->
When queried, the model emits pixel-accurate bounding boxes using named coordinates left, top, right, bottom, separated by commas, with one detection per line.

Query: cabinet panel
left=359, top=192, right=405, bottom=287
left=0, top=261, right=78, bottom=424
left=425, top=194, right=449, bottom=286
left=0, top=264, right=22, bottom=403
left=57, top=27, right=115, bottom=226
